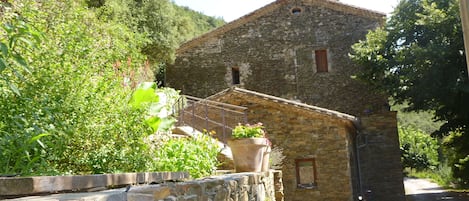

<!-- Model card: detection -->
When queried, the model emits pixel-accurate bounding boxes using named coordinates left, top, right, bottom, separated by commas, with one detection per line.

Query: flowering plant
left=232, top=122, right=267, bottom=139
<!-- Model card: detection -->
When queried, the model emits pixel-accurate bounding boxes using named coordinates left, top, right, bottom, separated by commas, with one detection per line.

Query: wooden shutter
left=315, top=50, right=328, bottom=73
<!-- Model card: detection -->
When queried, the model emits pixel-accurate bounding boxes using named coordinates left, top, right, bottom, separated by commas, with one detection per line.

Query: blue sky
left=172, top=0, right=400, bottom=22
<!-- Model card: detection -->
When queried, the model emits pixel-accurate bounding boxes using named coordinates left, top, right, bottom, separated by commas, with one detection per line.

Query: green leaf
left=130, top=88, right=159, bottom=109
left=12, top=54, right=31, bottom=74
left=157, top=118, right=176, bottom=132
left=8, top=82, right=20, bottom=96
left=0, top=58, right=8, bottom=72
left=145, top=116, right=161, bottom=132
left=0, top=42, right=8, bottom=57
left=18, top=37, right=36, bottom=48
left=2, top=23, right=14, bottom=33
left=29, top=133, right=50, bottom=144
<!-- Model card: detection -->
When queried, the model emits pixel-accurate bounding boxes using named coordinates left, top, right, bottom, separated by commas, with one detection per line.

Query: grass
left=404, top=164, right=456, bottom=189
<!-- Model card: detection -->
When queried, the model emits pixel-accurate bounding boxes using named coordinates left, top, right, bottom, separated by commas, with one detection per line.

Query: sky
left=172, top=0, right=400, bottom=22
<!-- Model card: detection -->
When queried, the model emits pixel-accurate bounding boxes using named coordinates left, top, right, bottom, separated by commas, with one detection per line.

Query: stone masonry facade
left=210, top=88, right=358, bottom=201
left=205, top=87, right=405, bottom=201
left=167, top=0, right=388, bottom=117
left=166, top=0, right=405, bottom=200
left=357, top=112, right=406, bottom=201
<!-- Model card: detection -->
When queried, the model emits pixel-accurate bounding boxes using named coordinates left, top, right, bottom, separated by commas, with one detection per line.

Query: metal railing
left=172, top=95, right=248, bottom=143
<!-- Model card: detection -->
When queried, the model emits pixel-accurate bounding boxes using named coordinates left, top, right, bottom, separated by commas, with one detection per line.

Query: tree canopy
left=350, top=0, right=469, bottom=182
left=88, top=0, right=224, bottom=72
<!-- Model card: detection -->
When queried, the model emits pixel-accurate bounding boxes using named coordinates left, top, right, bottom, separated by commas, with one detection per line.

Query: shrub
left=0, top=0, right=151, bottom=175
left=399, top=126, right=439, bottom=171
left=154, top=132, right=220, bottom=178
left=442, top=130, right=469, bottom=186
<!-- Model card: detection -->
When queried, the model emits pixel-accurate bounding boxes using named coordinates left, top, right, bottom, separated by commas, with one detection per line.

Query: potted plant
left=228, top=122, right=271, bottom=172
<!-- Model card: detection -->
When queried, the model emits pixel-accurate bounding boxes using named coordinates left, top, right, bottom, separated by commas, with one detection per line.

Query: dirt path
left=404, top=177, right=469, bottom=201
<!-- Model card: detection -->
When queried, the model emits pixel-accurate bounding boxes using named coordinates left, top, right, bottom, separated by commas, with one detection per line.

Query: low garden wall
left=128, top=170, right=283, bottom=201
left=3, top=171, right=283, bottom=201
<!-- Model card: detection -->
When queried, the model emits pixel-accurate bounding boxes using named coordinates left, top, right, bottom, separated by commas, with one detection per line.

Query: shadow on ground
left=406, top=191, right=469, bottom=201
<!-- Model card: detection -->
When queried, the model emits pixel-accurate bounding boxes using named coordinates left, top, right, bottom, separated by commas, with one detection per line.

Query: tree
left=88, top=0, right=224, bottom=84
left=350, top=0, right=469, bottom=182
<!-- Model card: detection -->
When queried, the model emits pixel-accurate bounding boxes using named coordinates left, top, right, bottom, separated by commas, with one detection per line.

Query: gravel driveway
left=404, top=177, right=469, bottom=201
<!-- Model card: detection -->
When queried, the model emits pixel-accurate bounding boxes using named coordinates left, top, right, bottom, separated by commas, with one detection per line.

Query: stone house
left=166, top=0, right=388, bottom=117
left=207, top=87, right=404, bottom=201
left=166, top=0, right=405, bottom=200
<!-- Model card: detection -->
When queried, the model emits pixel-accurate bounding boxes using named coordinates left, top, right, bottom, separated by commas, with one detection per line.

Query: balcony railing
left=172, top=95, right=248, bottom=143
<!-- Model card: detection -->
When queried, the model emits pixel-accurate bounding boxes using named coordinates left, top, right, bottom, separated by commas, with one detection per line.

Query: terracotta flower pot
left=262, top=145, right=271, bottom=172
left=228, top=138, right=269, bottom=172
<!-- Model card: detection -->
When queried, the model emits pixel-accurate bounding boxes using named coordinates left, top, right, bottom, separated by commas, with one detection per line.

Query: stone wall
left=127, top=171, right=282, bottom=201
left=167, top=0, right=387, bottom=116
left=210, top=89, right=357, bottom=201
left=6, top=171, right=283, bottom=201
left=357, top=112, right=405, bottom=201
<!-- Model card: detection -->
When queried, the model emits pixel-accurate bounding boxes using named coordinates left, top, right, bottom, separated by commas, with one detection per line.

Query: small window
left=232, top=67, right=240, bottom=85
left=295, top=158, right=317, bottom=189
left=291, top=7, right=302, bottom=15
left=315, top=50, right=328, bottom=73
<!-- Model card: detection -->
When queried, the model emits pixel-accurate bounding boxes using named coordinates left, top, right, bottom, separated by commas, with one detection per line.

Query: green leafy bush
left=0, top=0, right=221, bottom=177
left=0, top=0, right=151, bottom=175
left=130, top=82, right=179, bottom=133
left=399, top=126, right=439, bottom=171
left=442, top=131, right=469, bottom=186
left=154, top=133, right=220, bottom=178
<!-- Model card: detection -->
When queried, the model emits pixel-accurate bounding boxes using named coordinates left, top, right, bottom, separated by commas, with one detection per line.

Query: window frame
left=295, top=158, right=318, bottom=189
left=315, top=49, right=328, bottom=73
left=232, top=67, right=240, bottom=85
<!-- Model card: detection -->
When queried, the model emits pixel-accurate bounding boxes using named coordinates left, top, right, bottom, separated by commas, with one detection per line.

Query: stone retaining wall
left=5, top=171, right=283, bottom=201
left=128, top=171, right=283, bottom=201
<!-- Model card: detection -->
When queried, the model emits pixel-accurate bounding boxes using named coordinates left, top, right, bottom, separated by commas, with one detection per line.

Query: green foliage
left=0, top=0, right=223, bottom=177
left=174, top=5, right=225, bottom=41
left=406, top=162, right=454, bottom=188
left=89, top=0, right=225, bottom=83
left=130, top=82, right=179, bottom=133
left=392, top=102, right=443, bottom=134
left=91, top=0, right=224, bottom=66
left=351, top=0, right=469, bottom=183
left=232, top=123, right=267, bottom=139
left=0, top=0, right=152, bottom=175
left=0, top=15, right=42, bottom=96
left=399, top=126, right=439, bottom=171
left=154, top=133, right=220, bottom=178
left=442, top=131, right=469, bottom=186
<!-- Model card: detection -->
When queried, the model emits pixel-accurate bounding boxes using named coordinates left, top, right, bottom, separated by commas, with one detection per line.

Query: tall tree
left=89, top=0, right=225, bottom=83
left=350, top=0, right=469, bottom=181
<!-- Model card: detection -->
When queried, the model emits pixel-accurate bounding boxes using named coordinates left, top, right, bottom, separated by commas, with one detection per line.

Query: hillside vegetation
left=0, top=0, right=223, bottom=177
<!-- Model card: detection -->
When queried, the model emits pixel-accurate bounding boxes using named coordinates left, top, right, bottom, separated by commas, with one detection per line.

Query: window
left=232, top=67, right=240, bottom=85
left=315, top=50, right=328, bottom=73
left=291, top=7, right=302, bottom=15
left=295, top=158, right=317, bottom=189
